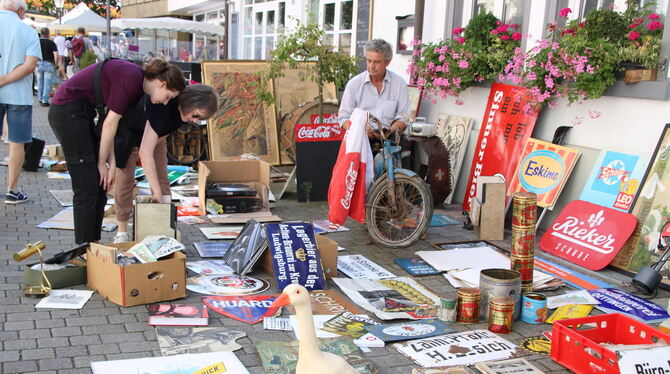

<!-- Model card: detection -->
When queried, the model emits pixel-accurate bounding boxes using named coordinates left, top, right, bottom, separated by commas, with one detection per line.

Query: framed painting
left=436, top=114, right=473, bottom=204
left=611, top=123, right=670, bottom=288
left=203, top=61, right=281, bottom=165
left=407, top=85, right=422, bottom=122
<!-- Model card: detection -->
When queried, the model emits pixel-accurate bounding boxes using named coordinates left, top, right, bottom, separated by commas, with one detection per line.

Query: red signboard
left=310, top=113, right=339, bottom=124
left=539, top=200, right=637, bottom=270
left=294, top=123, right=344, bottom=143
left=462, top=83, right=539, bottom=212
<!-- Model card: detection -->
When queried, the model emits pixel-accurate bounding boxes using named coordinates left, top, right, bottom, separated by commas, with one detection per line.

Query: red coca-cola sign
left=539, top=200, right=637, bottom=270
left=310, top=113, right=339, bottom=124
left=294, top=123, right=344, bottom=142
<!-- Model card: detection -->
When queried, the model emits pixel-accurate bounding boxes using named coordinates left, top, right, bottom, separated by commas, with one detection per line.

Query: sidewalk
left=0, top=98, right=667, bottom=373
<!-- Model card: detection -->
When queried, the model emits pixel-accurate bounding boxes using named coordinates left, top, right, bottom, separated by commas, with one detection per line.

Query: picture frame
left=611, top=123, right=670, bottom=288
left=407, top=85, right=422, bottom=122
left=202, top=61, right=281, bottom=165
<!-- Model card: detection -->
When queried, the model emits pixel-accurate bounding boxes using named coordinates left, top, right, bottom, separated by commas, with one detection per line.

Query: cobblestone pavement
left=0, top=99, right=668, bottom=373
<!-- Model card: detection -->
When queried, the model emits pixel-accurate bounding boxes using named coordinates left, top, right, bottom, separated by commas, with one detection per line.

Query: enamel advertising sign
left=462, top=83, right=539, bottom=212
left=507, top=138, right=581, bottom=209
left=203, top=295, right=279, bottom=324
left=579, top=149, right=648, bottom=212
left=539, top=200, right=637, bottom=270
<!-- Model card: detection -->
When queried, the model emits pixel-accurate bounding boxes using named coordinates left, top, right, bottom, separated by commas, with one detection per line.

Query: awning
left=111, top=17, right=225, bottom=36
left=48, top=2, right=113, bottom=33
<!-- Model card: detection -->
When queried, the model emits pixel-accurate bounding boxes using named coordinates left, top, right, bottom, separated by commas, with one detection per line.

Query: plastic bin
left=550, top=313, right=670, bottom=374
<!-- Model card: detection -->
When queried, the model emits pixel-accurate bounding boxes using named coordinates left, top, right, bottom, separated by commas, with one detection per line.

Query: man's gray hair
left=365, top=39, right=393, bottom=61
left=1, top=0, right=27, bottom=11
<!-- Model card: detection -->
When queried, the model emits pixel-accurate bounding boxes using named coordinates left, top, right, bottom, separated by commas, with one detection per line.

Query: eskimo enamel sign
left=539, top=200, right=637, bottom=270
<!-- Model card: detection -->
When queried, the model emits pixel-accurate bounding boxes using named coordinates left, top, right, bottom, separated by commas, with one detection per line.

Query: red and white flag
left=327, top=108, right=374, bottom=226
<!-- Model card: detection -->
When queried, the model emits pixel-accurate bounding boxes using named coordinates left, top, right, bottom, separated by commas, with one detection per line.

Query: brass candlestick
left=14, top=242, right=52, bottom=297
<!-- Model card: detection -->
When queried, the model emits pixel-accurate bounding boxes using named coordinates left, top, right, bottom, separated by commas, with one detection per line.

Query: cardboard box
left=24, top=260, right=86, bottom=289
left=259, top=234, right=338, bottom=280
left=45, top=144, right=65, bottom=161
left=198, top=160, right=281, bottom=223
left=471, top=176, right=505, bottom=241
left=133, top=200, right=180, bottom=241
left=86, top=243, right=186, bottom=307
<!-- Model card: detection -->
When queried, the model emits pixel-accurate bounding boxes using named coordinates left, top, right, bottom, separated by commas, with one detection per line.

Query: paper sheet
left=417, top=246, right=509, bottom=272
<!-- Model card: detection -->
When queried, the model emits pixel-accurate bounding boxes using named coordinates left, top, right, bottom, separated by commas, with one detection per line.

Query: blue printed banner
left=266, top=222, right=326, bottom=291
left=579, top=150, right=648, bottom=212
left=588, top=288, right=669, bottom=323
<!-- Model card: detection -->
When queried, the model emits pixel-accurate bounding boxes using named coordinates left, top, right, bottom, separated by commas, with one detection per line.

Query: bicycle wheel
left=166, top=123, right=207, bottom=166
left=366, top=173, right=434, bottom=248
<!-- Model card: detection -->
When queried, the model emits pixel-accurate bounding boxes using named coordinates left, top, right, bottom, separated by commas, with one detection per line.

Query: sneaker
left=5, top=190, right=28, bottom=204
left=113, top=231, right=132, bottom=243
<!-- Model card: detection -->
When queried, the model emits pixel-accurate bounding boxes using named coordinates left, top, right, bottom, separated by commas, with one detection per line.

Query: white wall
left=372, top=0, right=670, bottom=228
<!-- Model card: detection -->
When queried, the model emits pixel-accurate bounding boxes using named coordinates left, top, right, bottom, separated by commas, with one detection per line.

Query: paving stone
left=88, top=344, right=120, bottom=355
left=4, top=339, right=37, bottom=350
left=5, top=311, right=51, bottom=321
left=0, top=350, right=20, bottom=363
left=69, top=335, right=102, bottom=347
left=3, top=360, right=38, bottom=373
left=50, top=326, right=83, bottom=337
left=38, top=357, right=74, bottom=370
left=100, top=332, right=146, bottom=344
left=119, top=341, right=160, bottom=353
left=66, top=316, right=109, bottom=327
left=73, top=355, right=105, bottom=368
left=22, top=348, right=55, bottom=360
left=35, top=319, right=66, bottom=329
left=37, top=337, right=70, bottom=348
left=56, top=346, right=86, bottom=358
left=3, top=320, right=35, bottom=331
left=19, top=328, right=51, bottom=339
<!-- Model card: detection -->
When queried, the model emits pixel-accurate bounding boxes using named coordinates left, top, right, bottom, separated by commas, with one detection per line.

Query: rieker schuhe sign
left=539, top=200, right=637, bottom=270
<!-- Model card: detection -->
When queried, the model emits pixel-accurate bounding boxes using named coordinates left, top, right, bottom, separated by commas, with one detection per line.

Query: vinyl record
left=187, top=275, right=270, bottom=296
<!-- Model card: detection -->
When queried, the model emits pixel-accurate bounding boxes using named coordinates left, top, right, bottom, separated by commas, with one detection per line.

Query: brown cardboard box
left=259, top=234, right=338, bottom=280
left=86, top=243, right=186, bottom=307
left=133, top=200, right=180, bottom=241
left=471, top=176, right=505, bottom=241
left=198, top=160, right=281, bottom=223
left=45, top=144, right=65, bottom=161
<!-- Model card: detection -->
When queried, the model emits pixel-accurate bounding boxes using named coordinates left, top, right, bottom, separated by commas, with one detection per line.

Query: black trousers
left=48, top=100, right=107, bottom=245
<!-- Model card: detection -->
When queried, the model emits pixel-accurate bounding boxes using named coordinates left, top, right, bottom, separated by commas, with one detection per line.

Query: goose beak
left=270, top=293, right=290, bottom=308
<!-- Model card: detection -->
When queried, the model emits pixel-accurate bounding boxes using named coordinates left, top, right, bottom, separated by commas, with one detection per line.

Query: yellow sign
left=192, top=362, right=227, bottom=374
left=520, top=336, right=551, bottom=356
left=545, top=304, right=593, bottom=324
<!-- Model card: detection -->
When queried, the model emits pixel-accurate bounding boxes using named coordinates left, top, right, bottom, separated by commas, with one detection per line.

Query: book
left=394, top=257, right=441, bottom=276
left=222, top=219, right=268, bottom=275
left=199, top=225, right=244, bottom=240
left=194, top=241, right=232, bottom=257
left=148, top=304, right=209, bottom=326
left=154, top=326, right=245, bottom=356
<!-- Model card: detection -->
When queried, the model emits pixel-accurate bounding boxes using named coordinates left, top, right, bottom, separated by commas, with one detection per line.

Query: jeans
left=36, top=61, right=55, bottom=104
left=0, top=104, right=32, bottom=143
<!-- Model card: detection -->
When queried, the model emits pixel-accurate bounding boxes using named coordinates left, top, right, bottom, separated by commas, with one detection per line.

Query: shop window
left=474, top=0, right=525, bottom=25
left=242, top=1, right=285, bottom=59
left=318, top=0, right=356, bottom=55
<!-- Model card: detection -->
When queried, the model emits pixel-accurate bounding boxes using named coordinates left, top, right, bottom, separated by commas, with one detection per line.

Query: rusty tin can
left=439, top=297, right=458, bottom=322
left=488, top=296, right=515, bottom=334
left=511, top=254, right=535, bottom=284
left=479, top=268, right=522, bottom=321
left=511, top=227, right=536, bottom=257
left=522, top=292, right=548, bottom=324
left=457, top=288, right=481, bottom=323
left=512, top=192, right=537, bottom=228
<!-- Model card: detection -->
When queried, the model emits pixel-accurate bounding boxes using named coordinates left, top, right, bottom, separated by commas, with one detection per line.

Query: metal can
left=488, top=296, right=515, bottom=334
left=510, top=254, right=535, bottom=284
left=522, top=292, right=548, bottom=324
left=512, top=192, right=537, bottom=228
left=511, top=227, right=536, bottom=257
left=521, top=283, right=534, bottom=294
left=479, top=268, right=522, bottom=321
left=438, top=297, right=457, bottom=322
left=457, top=288, right=481, bottom=324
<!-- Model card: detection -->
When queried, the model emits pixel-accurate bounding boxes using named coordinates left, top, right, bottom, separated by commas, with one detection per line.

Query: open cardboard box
left=198, top=160, right=281, bottom=223
left=259, top=234, right=338, bottom=282
left=87, top=242, right=186, bottom=307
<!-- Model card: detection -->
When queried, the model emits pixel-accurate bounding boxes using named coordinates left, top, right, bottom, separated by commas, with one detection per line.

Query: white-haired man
left=338, top=38, right=411, bottom=166
left=0, top=0, right=41, bottom=204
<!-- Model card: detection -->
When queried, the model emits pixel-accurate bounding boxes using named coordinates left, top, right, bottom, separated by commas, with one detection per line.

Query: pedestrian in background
left=89, top=35, right=104, bottom=62
left=71, top=27, right=87, bottom=73
left=0, top=0, right=41, bottom=204
left=37, top=27, right=58, bottom=107
left=53, top=30, right=68, bottom=80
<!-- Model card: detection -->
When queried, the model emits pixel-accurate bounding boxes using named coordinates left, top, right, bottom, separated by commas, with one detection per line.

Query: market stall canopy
left=111, top=17, right=225, bottom=36
left=48, top=2, right=116, bottom=33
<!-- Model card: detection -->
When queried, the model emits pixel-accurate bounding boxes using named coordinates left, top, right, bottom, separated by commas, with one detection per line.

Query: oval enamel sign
left=518, top=150, right=565, bottom=193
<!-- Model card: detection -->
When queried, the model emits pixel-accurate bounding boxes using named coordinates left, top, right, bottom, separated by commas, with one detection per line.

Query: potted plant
left=408, top=12, right=522, bottom=104
left=255, top=21, right=358, bottom=122
left=618, top=1, right=665, bottom=82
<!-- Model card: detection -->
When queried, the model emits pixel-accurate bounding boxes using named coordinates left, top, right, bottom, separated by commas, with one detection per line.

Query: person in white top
left=53, top=30, right=67, bottom=80
left=89, top=35, right=104, bottom=62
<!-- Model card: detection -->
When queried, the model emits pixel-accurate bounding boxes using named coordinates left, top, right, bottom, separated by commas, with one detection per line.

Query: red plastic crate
left=550, top=313, right=670, bottom=374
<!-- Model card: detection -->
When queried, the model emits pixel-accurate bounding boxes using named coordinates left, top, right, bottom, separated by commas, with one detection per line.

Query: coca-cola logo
left=340, top=161, right=357, bottom=210
left=539, top=200, right=637, bottom=271
left=296, top=125, right=342, bottom=139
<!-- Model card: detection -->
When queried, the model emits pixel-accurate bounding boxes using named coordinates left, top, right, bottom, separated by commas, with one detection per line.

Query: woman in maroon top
left=48, top=59, right=186, bottom=245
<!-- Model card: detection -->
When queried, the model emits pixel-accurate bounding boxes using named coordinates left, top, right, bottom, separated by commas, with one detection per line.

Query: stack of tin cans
left=510, top=192, right=537, bottom=293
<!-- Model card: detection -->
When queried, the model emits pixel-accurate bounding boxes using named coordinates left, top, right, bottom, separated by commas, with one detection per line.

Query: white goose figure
left=271, top=284, right=358, bottom=374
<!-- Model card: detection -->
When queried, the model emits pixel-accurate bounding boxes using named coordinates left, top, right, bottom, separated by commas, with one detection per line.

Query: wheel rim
left=369, top=178, right=428, bottom=243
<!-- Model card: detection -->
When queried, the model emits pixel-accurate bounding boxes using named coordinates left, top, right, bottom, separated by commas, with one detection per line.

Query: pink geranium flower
left=648, top=13, right=660, bottom=20
left=628, top=31, right=640, bottom=40
left=560, top=8, right=571, bottom=17
left=456, top=37, right=466, bottom=44
left=452, top=27, right=465, bottom=35
left=512, top=32, right=522, bottom=41
left=647, top=21, right=663, bottom=31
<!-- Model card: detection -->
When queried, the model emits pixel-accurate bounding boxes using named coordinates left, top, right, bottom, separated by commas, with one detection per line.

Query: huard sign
left=539, top=200, right=637, bottom=270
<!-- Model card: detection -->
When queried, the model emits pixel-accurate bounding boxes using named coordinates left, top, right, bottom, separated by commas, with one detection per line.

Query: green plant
left=255, top=21, right=358, bottom=121
left=79, top=50, right=98, bottom=70
left=408, top=12, right=521, bottom=103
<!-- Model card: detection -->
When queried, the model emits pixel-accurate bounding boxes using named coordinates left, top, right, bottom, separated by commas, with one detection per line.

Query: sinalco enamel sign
left=508, top=138, right=581, bottom=209
left=539, top=200, right=637, bottom=270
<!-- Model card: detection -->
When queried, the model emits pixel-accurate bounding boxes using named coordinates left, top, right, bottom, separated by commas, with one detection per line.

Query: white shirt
left=53, top=35, right=66, bottom=56
left=338, top=69, right=410, bottom=129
